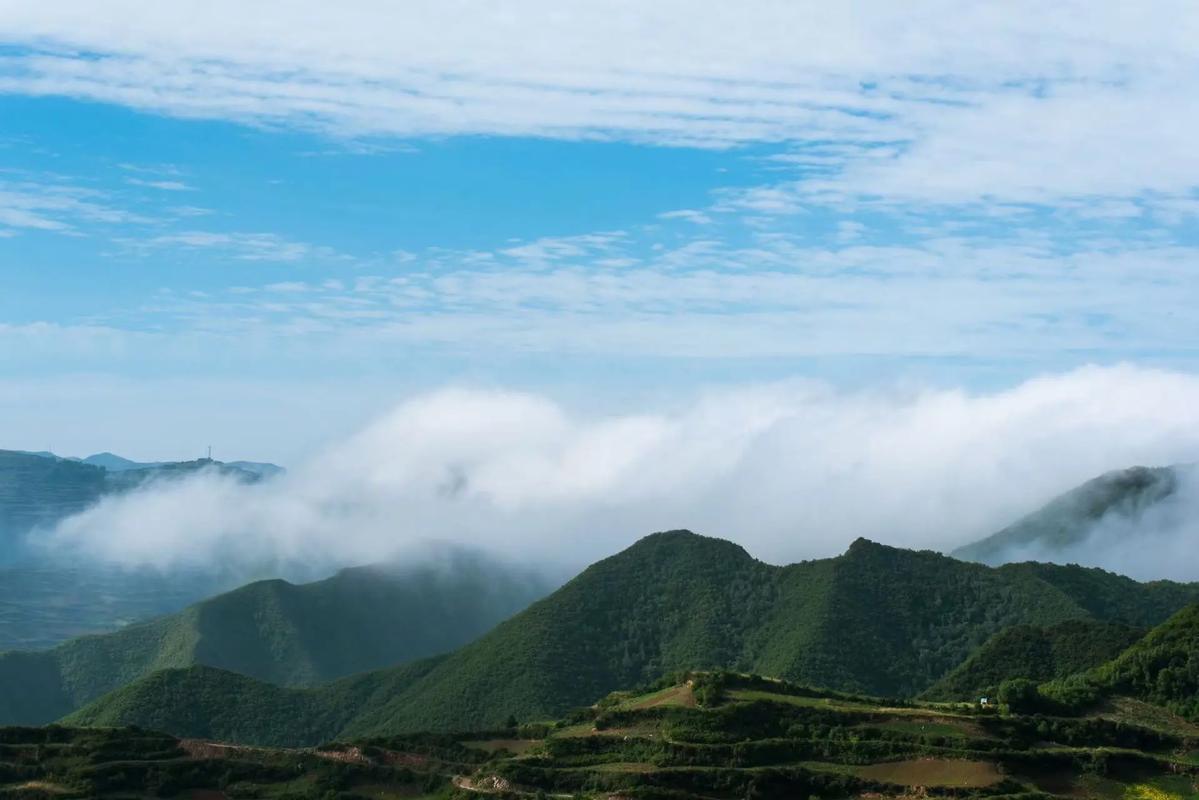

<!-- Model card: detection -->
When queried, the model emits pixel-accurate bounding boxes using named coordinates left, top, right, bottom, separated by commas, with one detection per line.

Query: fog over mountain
left=42, top=365, right=1199, bottom=579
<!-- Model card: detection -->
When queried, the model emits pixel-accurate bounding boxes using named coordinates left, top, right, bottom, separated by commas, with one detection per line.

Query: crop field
left=854, top=757, right=1003, bottom=787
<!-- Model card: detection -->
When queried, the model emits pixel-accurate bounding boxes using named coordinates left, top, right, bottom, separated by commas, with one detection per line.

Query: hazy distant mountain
left=66, top=530, right=1199, bottom=744
left=0, top=566, right=229, bottom=651
left=80, top=451, right=163, bottom=471
left=0, top=449, right=283, bottom=558
left=0, top=554, right=547, bottom=726
left=952, top=465, right=1188, bottom=566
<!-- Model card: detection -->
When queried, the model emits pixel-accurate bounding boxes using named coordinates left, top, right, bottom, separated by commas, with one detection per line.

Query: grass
left=1098, top=698, right=1199, bottom=738
left=726, top=688, right=878, bottom=713
left=616, top=684, right=696, bottom=710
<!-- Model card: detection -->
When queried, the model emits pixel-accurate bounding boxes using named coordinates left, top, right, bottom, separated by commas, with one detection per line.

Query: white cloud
left=0, top=179, right=140, bottom=232
left=123, top=230, right=342, bottom=262
left=1, top=2, right=1198, bottom=205
left=125, top=177, right=194, bottom=191
left=42, top=365, right=1199, bottom=578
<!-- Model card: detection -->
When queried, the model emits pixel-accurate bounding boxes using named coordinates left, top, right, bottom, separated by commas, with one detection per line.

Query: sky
left=1, top=3, right=1199, bottom=565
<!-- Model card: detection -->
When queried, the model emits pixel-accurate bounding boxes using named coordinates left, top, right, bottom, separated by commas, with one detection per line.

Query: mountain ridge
left=64, top=529, right=1199, bottom=744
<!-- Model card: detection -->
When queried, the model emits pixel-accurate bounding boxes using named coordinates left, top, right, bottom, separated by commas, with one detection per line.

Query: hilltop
left=0, top=557, right=548, bottom=726
left=65, top=530, right=1199, bottom=744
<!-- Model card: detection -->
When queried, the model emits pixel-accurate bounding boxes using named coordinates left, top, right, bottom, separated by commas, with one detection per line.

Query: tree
left=998, top=678, right=1042, bottom=713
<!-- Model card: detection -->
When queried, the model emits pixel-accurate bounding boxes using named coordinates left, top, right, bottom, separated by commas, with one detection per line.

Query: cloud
left=125, top=177, right=194, bottom=191
left=2, top=2, right=1198, bottom=206
left=42, top=365, right=1199, bottom=579
left=0, top=179, right=140, bottom=232
left=122, top=230, right=343, bottom=262
left=997, top=466, right=1199, bottom=583
left=127, top=232, right=1199, bottom=363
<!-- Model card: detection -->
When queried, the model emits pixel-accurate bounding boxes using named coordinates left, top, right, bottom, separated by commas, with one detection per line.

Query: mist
left=42, top=364, right=1199, bottom=580
left=996, top=464, right=1199, bottom=582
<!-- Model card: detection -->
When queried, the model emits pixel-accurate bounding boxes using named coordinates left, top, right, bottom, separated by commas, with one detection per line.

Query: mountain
left=953, top=465, right=1184, bottom=565
left=67, top=530, right=1199, bottom=744
left=0, top=556, right=547, bottom=726
left=922, top=619, right=1145, bottom=700
left=80, top=451, right=162, bottom=471
left=63, top=660, right=444, bottom=747
left=0, top=450, right=108, bottom=549
left=54, top=671, right=1199, bottom=798
left=1044, top=603, right=1199, bottom=720
left=0, top=449, right=280, bottom=555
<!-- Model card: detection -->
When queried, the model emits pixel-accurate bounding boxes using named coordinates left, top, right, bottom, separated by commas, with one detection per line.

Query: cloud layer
left=44, top=365, right=1199, bottom=579
left=3, top=1, right=1199, bottom=206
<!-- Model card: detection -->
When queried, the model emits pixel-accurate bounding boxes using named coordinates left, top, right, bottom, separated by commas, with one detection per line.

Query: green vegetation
left=1044, top=603, right=1199, bottom=719
left=16, top=670, right=1199, bottom=799
left=924, top=619, right=1145, bottom=700
left=953, top=464, right=1184, bottom=565
left=63, top=531, right=1199, bottom=744
left=0, top=558, right=547, bottom=726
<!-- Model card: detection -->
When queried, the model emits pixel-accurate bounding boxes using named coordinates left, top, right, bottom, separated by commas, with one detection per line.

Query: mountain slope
left=63, top=659, right=444, bottom=746
left=953, top=465, right=1183, bottom=565
left=0, top=557, right=547, bottom=725
left=69, top=530, right=1199, bottom=744
left=1045, top=603, right=1199, bottom=719
left=922, top=619, right=1145, bottom=700
left=0, top=450, right=108, bottom=547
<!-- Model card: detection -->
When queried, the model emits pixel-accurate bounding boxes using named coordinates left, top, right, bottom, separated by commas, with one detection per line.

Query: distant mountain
left=0, top=565, right=229, bottom=651
left=226, top=460, right=285, bottom=479
left=0, top=555, right=547, bottom=726
left=0, top=449, right=282, bottom=557
left=0, top=451, right=109, bottom=553
left=953, top=465, right=1185, bottom=565
left=80, top=451, right=162, bottom=471
left=922, top=619, right=1145, bottom=700
left=68, top=530, right=1199, bottom=744
left=81, top=451, right=285, bottom=479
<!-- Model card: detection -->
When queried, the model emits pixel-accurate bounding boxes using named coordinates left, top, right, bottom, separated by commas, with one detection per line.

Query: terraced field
left=5, top=672, right=1199, bottom=798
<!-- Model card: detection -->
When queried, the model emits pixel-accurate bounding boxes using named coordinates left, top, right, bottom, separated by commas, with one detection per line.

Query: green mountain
left=67, top=530, right=1199, bottom=745
left=922, top=619, right=1145, bottom=700
left=1045, top=603, right=1199, bottom=719
left=42, top=671, right=1199, bottom=798
left=63, top=660, right=444, bottom=747
left=953, top=465, right=1183, bottom=565
left=0, top=557, right=546, bottom=726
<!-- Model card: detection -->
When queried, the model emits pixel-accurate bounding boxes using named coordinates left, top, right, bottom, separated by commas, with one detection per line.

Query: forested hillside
left=1045, top=603, right=1199, bottom=719
left=66, top=530, right=1199, bottom=743
left=922, top=619, right=1145, bottom=700
left=0, top=558, right=547, bottom=725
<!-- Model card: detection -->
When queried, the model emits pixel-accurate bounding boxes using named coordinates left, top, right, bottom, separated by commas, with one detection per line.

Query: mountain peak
left=619, top=529, right=754, bottom=562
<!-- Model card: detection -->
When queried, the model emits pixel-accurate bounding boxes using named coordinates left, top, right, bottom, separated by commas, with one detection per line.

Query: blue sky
left=2, top=2, right=1199, bottom=464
